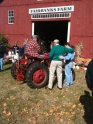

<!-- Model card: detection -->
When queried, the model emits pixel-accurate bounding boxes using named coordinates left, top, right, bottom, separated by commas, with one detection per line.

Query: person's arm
left=63, top=53, right=72, bottom=60
left=49, top=47, right=55, bottom=60
left=64, top=47, right=74, bottom=54
left=59, top=53, right=71, bottom=60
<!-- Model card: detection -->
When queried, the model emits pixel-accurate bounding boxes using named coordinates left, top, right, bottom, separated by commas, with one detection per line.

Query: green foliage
left=0, top=34, right=11, bottom=47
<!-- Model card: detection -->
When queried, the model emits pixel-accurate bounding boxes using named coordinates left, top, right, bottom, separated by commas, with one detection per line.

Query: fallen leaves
left=3, top=103, right=7, bottom=107
left=57, top=116, right=61, bottom=121
left=71, top=104, right=76, bottom=109
left=68, top=115, right=74, bottom=118
left=78, top=103, right=82, bottom=106
left=3, top=110, right=11, bottom=116
left=0, top=66, right=89, bottom=124
left=49, top=109, right=54, bottom=113
left=71, top=111, right=75, bottom=115
left=39, top=99, right=43, bottom=103
left=28, top=116, right=37, bottom=123
left=10, top=95, right=16, bottom=100
left=6, top=112, right=11, bottom=116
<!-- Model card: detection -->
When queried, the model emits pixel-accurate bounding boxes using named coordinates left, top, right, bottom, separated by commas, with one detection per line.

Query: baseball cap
left=53, top=39, right=59, bottom=43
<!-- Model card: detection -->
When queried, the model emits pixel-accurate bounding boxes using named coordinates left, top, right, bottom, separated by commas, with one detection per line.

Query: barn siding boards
left=70, top=36, right=93, bottom=58
left=70, top=0, right=93, bottom=58
left=0, top=0, right=93, bottom=58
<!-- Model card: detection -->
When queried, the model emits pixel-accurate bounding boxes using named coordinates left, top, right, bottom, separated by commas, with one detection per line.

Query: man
left=25, top=35, right=41, bottom=58
left=59, top=42, right=75, bottom=87
left=12, top=41, right=19, bottom=55
left=48, top=39, right=74, bottom=90
left=0, top=41, right=6, bottom=71
left=21, top=38, right=28, bottom=54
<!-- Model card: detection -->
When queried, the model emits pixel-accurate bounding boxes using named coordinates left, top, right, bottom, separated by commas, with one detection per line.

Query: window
left=8, top=10, right=14, bottom=24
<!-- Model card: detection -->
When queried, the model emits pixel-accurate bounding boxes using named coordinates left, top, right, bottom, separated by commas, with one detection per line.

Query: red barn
left=0, top=0, right=93, bottom=58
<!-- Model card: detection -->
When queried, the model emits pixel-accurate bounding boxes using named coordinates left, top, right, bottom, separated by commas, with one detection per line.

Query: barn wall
left=0, top=0, right=93, bottom=58
left=70, top=0, right=93, bottom=58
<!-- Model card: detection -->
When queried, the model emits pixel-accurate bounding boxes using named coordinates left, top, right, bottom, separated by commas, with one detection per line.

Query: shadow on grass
left=4, top=60, right=12, bottom=65
left=79, top=90, right=93, bottom=124
left=4, top=66, right=11, bottom=71
left=3, top=60, right=12, bottom=71
left=19, top=81, right=26, bottom=85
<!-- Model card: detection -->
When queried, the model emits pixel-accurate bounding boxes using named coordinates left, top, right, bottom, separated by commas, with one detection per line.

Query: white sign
left=29, top=6, right=74, bottom=14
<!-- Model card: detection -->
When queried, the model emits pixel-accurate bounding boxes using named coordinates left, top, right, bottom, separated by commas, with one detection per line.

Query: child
left=59, top=42, right=75, bottom=87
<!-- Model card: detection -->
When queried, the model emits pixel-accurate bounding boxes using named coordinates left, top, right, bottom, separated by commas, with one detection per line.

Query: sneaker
left=57, top=86, right=62, bottom=90
left=70, top=84, right=73, bottom=86
left=63, top=84, right=70, bottom=87
left=45, top=86, right=52, bottom=90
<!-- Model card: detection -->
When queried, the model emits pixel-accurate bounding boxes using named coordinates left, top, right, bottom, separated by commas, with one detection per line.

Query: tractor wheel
left=11, top=63, right=17, bottom=79
left=26, top=63, right=49, bottom=89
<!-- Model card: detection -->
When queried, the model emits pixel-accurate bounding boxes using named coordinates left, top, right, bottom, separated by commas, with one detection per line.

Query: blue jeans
left=65, top=62, right=73, bottom=86
left=0, top=58, right=3, bottom=71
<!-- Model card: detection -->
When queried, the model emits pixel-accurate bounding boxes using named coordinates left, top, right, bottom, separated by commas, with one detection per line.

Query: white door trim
left=67, top=21, right=71, bottom=43
left=32, top=22, right=34, bottom=35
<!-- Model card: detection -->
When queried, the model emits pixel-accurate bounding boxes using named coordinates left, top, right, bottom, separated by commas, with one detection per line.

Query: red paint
left=0, top=0, right=93, bottom=58
left=33, top=70, right=45, bottom=83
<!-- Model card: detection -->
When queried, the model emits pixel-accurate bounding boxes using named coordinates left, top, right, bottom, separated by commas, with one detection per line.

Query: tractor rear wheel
left=11, top=63, right=17, bottom=79
left=26, top=63, right=49, bottom=89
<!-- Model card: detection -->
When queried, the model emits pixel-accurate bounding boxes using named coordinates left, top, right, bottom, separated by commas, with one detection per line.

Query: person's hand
left=40, top=55, right=44, bottom=59
left=59, top=55, right=63, bottom=59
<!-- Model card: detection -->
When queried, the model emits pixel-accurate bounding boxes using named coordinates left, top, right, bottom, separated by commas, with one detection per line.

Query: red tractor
left=11, top=40, right=75, bottom=89
left=11, top=53, right=50, bottom=89
left=11, top=53, right=75, bottom=89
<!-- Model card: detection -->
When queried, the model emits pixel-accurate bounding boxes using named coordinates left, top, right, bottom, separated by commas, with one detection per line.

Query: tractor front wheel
left=26, top=63, right=49, bottom=89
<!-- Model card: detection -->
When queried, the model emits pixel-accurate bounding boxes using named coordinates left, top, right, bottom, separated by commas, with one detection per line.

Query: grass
left=0, top=63, right=93, bottom=124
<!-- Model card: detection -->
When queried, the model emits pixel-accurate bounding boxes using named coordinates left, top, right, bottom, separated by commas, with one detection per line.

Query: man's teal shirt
left=49, top=45, right=74, bottom=61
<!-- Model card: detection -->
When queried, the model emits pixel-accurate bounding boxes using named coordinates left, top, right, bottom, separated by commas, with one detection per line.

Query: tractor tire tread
left=26, top=62, right=49, bottom=89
